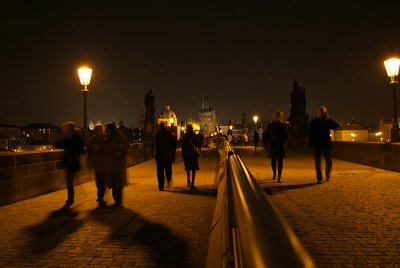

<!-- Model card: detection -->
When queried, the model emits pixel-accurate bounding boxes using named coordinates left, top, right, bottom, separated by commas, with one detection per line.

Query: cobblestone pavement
left=0, top=149, right=217, bottom=268
left=237, top=146, right=400, bottom=268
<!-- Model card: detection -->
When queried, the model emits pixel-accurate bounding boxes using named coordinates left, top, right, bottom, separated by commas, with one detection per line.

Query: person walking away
left=253, top=129, right=259, bottom=153
left=181, top=124, right=200, bottom=191
left=263, top=111, right=288, bottom=183
left=104, top=122, right=129, bottom=208
left=243, top=133, right=249, bottom=146
left=308, top=106, right=339, bottom=184
left=56, top=121, right=84, bottom=209
left=154, top=122, right=177, bottom=191
left=87, top=124, right=107, bottom=206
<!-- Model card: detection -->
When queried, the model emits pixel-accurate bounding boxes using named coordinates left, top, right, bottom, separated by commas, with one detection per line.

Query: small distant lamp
left=384, top=58, right=400, bottom=142
left=253, top=115, right=259, bottom=131
left=77, top=67, right=92, bottom=132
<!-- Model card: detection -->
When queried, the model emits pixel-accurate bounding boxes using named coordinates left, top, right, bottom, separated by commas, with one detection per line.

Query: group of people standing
left=154, top=123, right=200, bottom=191
left=57, top=121, right=129, bottom=209
left=261, top=106, right=338, bottom=184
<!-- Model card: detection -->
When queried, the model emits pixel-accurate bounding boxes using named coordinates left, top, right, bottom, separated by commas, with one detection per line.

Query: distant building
left=158, top=103, right=179, bottom=139
left=158, top=103, right=177, bottom=127
left=0, top=124, right=20, bottom=151
left=132, top=128, right=144, bottom=143
left=198, top=94, right=217, bottom=137
left=377, top=117, right=400, bottom=142
left=21, top=123, right=60, bottom=147
left=186, top=114, right=201, bottom=134
left=333, top=124, right=368, bottom=142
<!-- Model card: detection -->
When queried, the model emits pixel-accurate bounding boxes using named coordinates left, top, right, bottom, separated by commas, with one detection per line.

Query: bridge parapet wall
left=332, top=141, right=400, bottom=172
left=0, top=143, right=154, bottom=205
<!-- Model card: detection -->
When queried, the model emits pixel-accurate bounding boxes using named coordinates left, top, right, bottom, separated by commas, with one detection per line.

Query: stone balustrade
left=0, top=143, right=154, bottom=205
left=332, top=141, right=400, bottom=173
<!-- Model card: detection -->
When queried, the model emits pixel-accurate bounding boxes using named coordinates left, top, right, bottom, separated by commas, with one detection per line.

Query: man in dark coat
left=104, top=122, right=129, bottom=208
left=87, top=124, right=107, bottom=206
left=154, top=123, right=177, bottom=191
left=308, top=106, right=339, bottom=183
left=253, top=129, right=260, bottom=153
left=56, top=121, right=84, bottom=208
left=263, top=111, right=288, bottom=183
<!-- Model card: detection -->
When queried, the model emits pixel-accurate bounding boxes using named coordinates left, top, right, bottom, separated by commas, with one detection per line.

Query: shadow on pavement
left=89, top=207, right=190, bottom=268
left=19, top=207, right=83, bottom=256
left=263, top=182, right=319, bottom=195
left=166, top=187, right=217, bottom=197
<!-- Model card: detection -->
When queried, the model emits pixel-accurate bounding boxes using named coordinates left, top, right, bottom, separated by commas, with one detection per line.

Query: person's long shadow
left=166, top=187, right=217, bottom=197
left=262, top=182, right=319, bottom=195
left=19, top=207, right=83, bottom=256
left=89, top=206, right=190, bottom=268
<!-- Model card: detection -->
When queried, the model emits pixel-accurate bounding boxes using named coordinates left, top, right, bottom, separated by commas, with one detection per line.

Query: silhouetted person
left=56, top=121, right=84, bottom=209
left=253, top=129, right=259, bottom=152
left=87, top=124, right=107, bottom=206
left=154, top=123, right=177, bottom=191
left=104, top=122, right=129, bottom=208
left=308, top=106, right=339, bottom=183
left=263, top=111, right=288, bottom=183
left=181, top=124, right=200, bottom=191
left=196, top=132, right=204, bottom=153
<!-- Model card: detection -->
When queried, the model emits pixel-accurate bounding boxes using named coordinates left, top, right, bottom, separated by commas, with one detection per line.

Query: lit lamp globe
left=253, top=115, right=259, bottom=124
left=78, top=67, right=92, bottom=90
left=169, top=117, right=175, bottom=126
left=384, top=58, right=400, bottom=83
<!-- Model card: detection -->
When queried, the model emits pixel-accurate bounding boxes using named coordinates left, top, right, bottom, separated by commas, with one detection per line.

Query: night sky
left=1, top=1, right=400, bottom=127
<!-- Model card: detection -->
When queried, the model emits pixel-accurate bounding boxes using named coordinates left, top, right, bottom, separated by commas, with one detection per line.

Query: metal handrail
left=228, top=153, right=316, bottom=267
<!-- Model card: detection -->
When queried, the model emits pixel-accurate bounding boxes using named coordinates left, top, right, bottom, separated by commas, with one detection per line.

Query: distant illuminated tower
left=198, top=93, right=217, bottom=136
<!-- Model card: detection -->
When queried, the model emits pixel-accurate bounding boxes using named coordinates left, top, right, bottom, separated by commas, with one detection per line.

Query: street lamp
left=77, top=67, right=92, bottom=134
left=169, top=117, right=175, bottom=126
left=384, top=58, right=400, bottom=142
left=253, top=115, right=259, bottom=129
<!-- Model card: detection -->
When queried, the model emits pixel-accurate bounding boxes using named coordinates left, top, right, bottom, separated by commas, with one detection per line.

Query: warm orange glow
left=253, top=115, right=259, bottom=124
left=169, top=117, right=174, bottom=125
left=384, top=58, right=400, bottom=82
left=78, top=67, right=92, bottom=86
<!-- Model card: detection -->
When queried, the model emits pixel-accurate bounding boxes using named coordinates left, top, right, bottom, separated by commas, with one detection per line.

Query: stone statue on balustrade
left=287, top=81, right=309, bottom=139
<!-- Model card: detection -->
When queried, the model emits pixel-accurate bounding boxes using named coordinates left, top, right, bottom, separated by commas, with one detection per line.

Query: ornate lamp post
left=384, top=58, right=400, bottom=142
left=77, top=67, right=92, bottom=134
